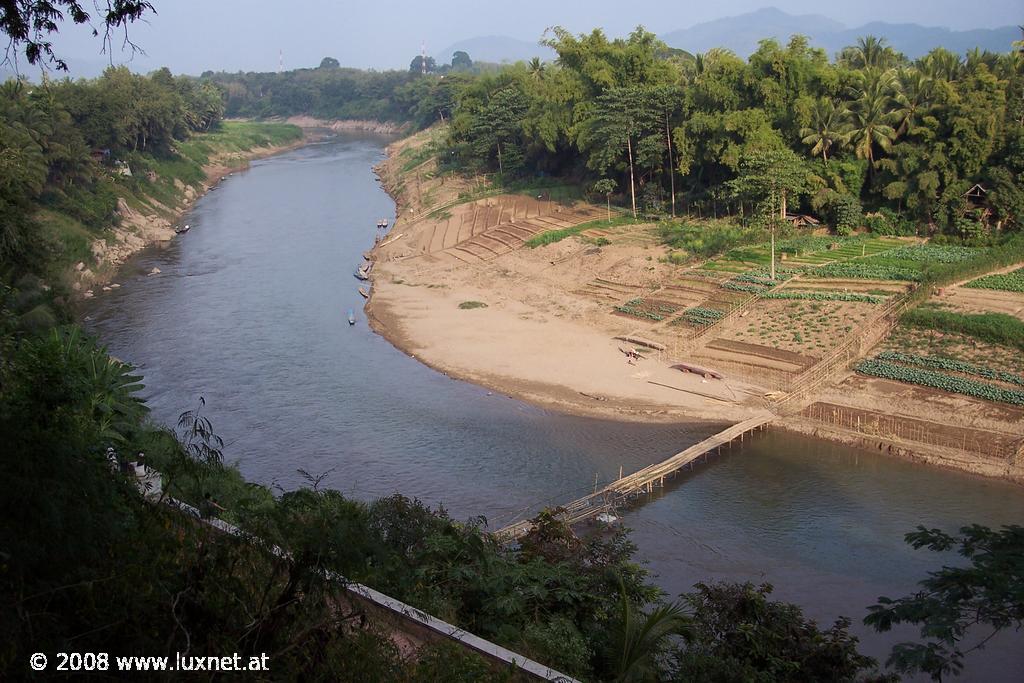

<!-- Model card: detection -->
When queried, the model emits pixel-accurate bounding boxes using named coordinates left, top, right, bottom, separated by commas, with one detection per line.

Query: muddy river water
left=84, top=135, right=1024, bottom=679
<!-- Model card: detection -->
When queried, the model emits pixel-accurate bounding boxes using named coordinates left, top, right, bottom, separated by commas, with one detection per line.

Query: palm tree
left=891, top=68, right=934, bottom=137
left=846, top=69, right=898, bottom=175
left=612, top=588, right=691, bottom=682
left=799, top=98, right=850, bottom=165
left=919, top=48, right=963, bottom=82
left=842, top=36, right=899, bottom=70
left=527, top=57, right=545, bottom=81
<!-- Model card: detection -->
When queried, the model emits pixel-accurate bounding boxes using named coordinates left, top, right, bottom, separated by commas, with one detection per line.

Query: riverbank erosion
left=367, top=128, right=1024, bottom=481
left=73, top=122, right=307, bottom=296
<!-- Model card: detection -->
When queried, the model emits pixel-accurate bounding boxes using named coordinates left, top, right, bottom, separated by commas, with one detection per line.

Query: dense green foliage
left=203, top=28, right=1024, bottom=240
left=525, top=216, right=634, bottom=247
left=673, top=583, right=881, bottom=682
left=901, top=308, right=1024, bottom=350
left=0, top=69, right=304, bottom=335
left=0, top=67, right=224, bottom=281
left=865, top=525, right=1024, bottom=681
left=661, top=220, right=763, bottom=257
left=1, top=312, right=897, bottom=680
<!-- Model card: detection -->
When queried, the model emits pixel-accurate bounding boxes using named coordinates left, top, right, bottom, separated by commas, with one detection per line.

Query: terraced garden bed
left=855, top=357, right=1024, bottom=406
left=761, top=290, right=886, bottom=304
left=964, top=266, right=1024, bottom=293
left=613, top=298, right=679, bottom=322
left=879, top=325, right=1024, bottom=377
left=811, top=262, right=922, bottom=281
left=672, top=306, right=725, bottom=327
left=724, top=298, right=875, bottom=353
left=875, top=351, right=1024, bottom=388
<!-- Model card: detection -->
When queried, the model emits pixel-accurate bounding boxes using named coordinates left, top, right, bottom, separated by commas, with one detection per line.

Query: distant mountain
left=434, top=36, right=555, bottom=67
left=661, top=8, right=842, bottom=58
left=660, top=7, right=1019, bottom=59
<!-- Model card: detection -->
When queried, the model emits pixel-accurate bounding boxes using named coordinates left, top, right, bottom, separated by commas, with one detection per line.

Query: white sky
left=19, top=0, right=1024, bottom=76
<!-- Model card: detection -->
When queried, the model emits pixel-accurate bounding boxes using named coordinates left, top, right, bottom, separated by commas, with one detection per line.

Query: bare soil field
left=934, top=286, right=1024, bottom=321
left=721, top=298, right=876, bottom=356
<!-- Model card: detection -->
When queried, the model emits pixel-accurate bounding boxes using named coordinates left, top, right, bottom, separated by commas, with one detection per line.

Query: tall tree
left=799, top=98, right=849, bottom=165
left=728, top=147, right=807, bottom=278
left=846, top=68, right=898, bottom=180
left=583, top=85, right=662, bottom=218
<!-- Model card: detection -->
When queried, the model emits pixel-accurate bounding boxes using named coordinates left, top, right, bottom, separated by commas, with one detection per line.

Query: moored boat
left=347, top=309, right=355, bottom=325
left=358, top=287, right=369, bottom=299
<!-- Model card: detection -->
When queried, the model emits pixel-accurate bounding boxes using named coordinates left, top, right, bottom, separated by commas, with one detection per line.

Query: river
left=83, top=134, right=1024, bottom=679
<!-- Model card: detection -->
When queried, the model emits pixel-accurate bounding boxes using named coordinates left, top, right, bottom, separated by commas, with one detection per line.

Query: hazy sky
left=22, top=0, right=1024, bottom=76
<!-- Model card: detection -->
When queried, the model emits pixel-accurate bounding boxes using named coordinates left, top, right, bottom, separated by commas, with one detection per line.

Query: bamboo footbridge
left=496, top=414, right=773, bottom=541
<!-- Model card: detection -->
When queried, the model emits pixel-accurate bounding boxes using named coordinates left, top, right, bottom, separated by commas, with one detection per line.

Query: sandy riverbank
left=363, top=131, right=1023, bottom=483
left=364, top=135, right=767, bottom=423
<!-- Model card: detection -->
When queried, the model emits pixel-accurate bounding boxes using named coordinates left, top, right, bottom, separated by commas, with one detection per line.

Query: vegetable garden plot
left=722, top=298, right=876, bottom=354
left=964, top=267, right=1024, bottom=293
left=613, top=298, right=679, bottom=322
left=672, top=307, right=726, bottom=327
left=875, top=351, right=1024, bottom=388
left=855, top=357, right=1024, bottom=406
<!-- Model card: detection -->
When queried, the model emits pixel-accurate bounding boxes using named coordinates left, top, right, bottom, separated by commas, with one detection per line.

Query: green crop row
left=614, top=304, right=664, bottom=321
left=855, top=358, right=1024, bottom=405
left=883, top=245, right=981, bottom=263
left=762, top=290, right=884, bottom=303
left=811, top=263, right=922, bottom=281
left=680, top=306, right=725, bottom=326
left=721, top=281, right=769, bottom=294
left=876, top=351, right=1024, bottom=387
left=963, top=267, right=1024, bottom=293
left=901, top=308, right=1024, bottom=351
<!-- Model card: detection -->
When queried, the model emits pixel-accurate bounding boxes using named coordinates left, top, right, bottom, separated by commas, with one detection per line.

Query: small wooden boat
left=347, top=309, right=355, bottom=325
left=671, top=362, right=724, bottom=380
left=175, top=224, right=191, bottom=234
left=354, top=267, right=369, bottom=281
left=358, top=287, right=369, bottom=299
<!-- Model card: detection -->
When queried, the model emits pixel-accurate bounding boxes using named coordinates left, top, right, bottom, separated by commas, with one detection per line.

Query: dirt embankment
left=78, top=135, right=309, bottom=295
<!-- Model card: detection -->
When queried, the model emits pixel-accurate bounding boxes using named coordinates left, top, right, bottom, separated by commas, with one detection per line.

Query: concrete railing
left=134, top=473, right=578, bottom=682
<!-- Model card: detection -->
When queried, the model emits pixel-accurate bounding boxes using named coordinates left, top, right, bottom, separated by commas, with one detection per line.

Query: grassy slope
left=36, top=122, right=302, bottom=279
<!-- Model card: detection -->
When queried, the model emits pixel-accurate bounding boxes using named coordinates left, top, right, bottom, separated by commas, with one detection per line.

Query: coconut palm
left=841, top=35, right=899, bottom=70
left=527, top=56, right=545, bottom=81
left=846, top=68, right=898, bottom=173
left=611, top=588, right=691, bottom=682
left=799, top=98, right=850, bottom=165
left=919, top=48, right=963, bottom=82
left=891, top=68, right=934, bottom=137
